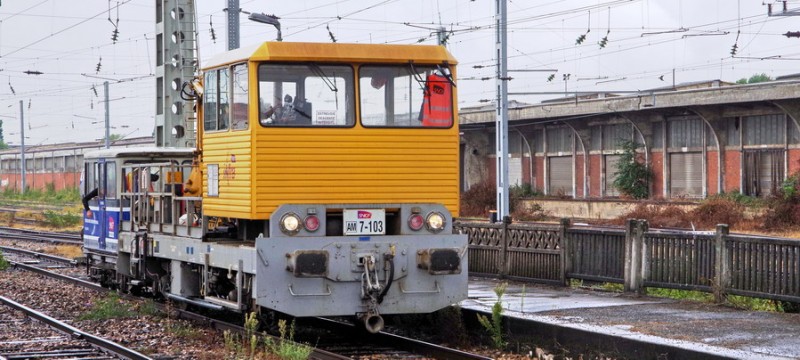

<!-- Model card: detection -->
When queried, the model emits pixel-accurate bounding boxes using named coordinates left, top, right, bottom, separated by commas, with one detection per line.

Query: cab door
left=82, top=160, right=103, bottom=250
left=102, top=161, right=119, bottom=251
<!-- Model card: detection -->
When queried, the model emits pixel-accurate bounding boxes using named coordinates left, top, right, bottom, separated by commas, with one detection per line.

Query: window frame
left=203, top=64, right=245, bottom=133
left=358, top=64, right=455, bottom=129
left=256, top=62, right=356, bottom=128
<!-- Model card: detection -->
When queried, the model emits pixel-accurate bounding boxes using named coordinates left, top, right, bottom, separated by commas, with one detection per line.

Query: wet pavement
left=461, top=277, right=800, bottom=359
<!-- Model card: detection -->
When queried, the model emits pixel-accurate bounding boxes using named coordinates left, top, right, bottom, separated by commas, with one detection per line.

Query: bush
left=761, top=174, right=800, bottom=230
left=692, top=197, right=745, bottom=229
left=461, top=180, right=545, bottom=221
left=615, top=203, right=690, bottom=228
left=460, top=180, right=496, bottom=217
left=612, top=141, right=653, bottom=199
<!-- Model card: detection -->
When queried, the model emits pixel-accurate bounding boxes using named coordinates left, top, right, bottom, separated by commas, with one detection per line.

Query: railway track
left=1, top=240, right=491, bottom=359
left=0, top=295, right=151, bottom=360
left=0, top=226, right=81, bottom=245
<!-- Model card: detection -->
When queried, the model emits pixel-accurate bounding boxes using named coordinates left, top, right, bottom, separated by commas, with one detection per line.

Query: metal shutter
left=743, top=149, right=785, bottom=197
left=670, top=153, right=703, bottom=198
left=548, top=156, right=573, bottom=196
left=604, top=155, right=621, bottom=197
left=509, top=157, right=522, bottom=187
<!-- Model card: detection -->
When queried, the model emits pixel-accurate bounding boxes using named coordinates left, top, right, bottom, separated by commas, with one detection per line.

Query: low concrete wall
left=521, top=199, right=698, bottom=220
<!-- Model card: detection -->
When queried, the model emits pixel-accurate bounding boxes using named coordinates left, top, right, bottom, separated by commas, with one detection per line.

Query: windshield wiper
left=309, top=63, right=338, bottom=93
left=308, top=63, right=339, bottom=109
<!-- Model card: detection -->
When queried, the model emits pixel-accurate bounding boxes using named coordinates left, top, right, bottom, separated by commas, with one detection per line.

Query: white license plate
left=343, top=209, right=385, bottom=235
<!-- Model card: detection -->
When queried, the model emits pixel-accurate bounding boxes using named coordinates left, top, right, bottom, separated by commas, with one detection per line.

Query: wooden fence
left=453, top=219, right=800, bottom=303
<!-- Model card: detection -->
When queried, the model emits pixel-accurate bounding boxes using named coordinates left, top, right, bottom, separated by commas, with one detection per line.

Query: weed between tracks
left=0, top=250, right=8, bottom=271
left=78, top=292, right=134, bottom=320
left=477, top=282, right=508, bottom=349
left=223, top=312, right=313, bottom=360
left=42, top=210, right=81, bottom=228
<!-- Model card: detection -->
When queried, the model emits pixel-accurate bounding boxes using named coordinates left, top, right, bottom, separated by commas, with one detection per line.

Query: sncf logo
left=357, top=211, right=372, bottom=219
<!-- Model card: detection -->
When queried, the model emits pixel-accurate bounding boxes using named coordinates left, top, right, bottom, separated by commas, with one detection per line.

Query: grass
left=645, top=287, right=714, bottom=302
left=168, top=322, right=204, bottom=339
left=42, top=209, right=81, bottom=228
left=78, top=292, right=134, bottom=320
left=0, top=250, right=9, bottom=271
left=53, top=245, right=84, bottom=259
left=645, top=287, right=784, bottom=312
left=265, top=319, right=313, bottom=360
left=136, top=299, right=161, bottom=317
left=0, top=186, right=80, bottom=206
left=571, top=280, right=787, bottom=313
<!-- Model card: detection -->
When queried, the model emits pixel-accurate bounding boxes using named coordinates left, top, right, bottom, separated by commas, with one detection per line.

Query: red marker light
left=408, top=214, right=424, bottom=231
left=304, top=215, right=320, bottom=232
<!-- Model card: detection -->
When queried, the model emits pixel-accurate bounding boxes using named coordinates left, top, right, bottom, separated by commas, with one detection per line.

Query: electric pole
left=19, top=100, right=25, bottom=194
left=227, top=0, right=240, bottom=50
left=495, top=0, right=509, bottom=221
left=104, top=81, right=110, bottom=149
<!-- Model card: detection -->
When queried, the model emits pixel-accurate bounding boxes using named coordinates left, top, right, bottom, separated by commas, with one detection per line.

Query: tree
left=736, top=73, right=772, bottom=84
left=108, top=133, right=123, bottom=142
left=0, top=120, right=8, bottom=150
left=613, top=141, right=653, bottom=199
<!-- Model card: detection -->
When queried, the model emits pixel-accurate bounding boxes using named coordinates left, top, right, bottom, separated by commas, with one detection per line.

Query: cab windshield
left=257, top=63, right=355, bottom=127
left=359, top=65, right=453, bottom=128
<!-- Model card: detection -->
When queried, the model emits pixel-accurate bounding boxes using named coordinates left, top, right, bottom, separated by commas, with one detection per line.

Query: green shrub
left=762, top=172, right=800, bottom=229
left=612, top=141, right=653, bottom=199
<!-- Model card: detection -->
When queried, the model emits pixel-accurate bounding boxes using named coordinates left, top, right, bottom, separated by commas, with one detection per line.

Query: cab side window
left=203, top=70, right=218, bottom=131
left=231, top=64, right=249, bottom=130
left=105, top=162, right=117, bottom=199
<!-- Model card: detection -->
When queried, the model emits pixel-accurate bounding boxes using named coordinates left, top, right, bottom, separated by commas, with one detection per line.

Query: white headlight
left=280, top=213, right=301, bottom=235
left=426, top=212, right=446, bottom=232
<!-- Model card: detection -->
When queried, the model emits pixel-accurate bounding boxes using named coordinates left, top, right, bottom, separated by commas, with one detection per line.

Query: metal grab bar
left=288, top=284, right=332, bottom=297
left=399, top=281, right=440, bottom=294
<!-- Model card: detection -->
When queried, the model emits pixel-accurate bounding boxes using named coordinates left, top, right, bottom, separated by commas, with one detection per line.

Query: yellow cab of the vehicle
left=199, top=42, right=460, bottom=221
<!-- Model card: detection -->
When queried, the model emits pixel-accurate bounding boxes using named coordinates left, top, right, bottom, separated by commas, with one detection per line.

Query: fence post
left=499, top=215, right=512, bottom=278
left=559, top=218, right=571, bottom=286
left=636, top=220, right=648, bottom=296
left=624, top=219, right=647, bottom=294
left=714, top=224, right=730, bottom=303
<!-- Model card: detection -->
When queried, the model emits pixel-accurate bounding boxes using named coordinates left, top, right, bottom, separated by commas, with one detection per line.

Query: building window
left=546, top=126, right=572, bottom=153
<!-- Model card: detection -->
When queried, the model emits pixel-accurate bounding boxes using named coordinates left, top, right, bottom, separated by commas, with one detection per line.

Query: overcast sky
left=0, top=0, right=797, bottom=145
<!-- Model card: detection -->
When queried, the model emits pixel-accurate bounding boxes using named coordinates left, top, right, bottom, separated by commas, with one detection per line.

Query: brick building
left=459, top=80, right=800, bottom=199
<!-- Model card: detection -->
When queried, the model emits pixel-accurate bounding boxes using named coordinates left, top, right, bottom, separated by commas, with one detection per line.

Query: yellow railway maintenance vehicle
left=83, top=41, right=467, bottom=333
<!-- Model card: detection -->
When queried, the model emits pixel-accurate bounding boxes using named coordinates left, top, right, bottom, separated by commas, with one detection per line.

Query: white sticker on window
left=207, top=164, right=219, bottom=197
left=315, top=110, right=336, bottom=125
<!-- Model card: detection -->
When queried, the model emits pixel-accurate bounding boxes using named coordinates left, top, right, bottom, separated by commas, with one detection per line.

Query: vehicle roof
left=84, top=147, right=195, bottom=160
left=204, top=41, right=458, bottom=69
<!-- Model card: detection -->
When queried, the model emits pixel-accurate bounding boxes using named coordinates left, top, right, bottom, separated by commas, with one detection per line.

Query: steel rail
left=10, top=261, right=102, bottom=291
left=0, top=295, right=152, bottom=360
left=0, top=226, right=81, bottom=244
left=0, top=245, right=76, bottom=265
left=8, top=261, right=348, bottom=360
left=309, top=317, right=494, bottom=360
